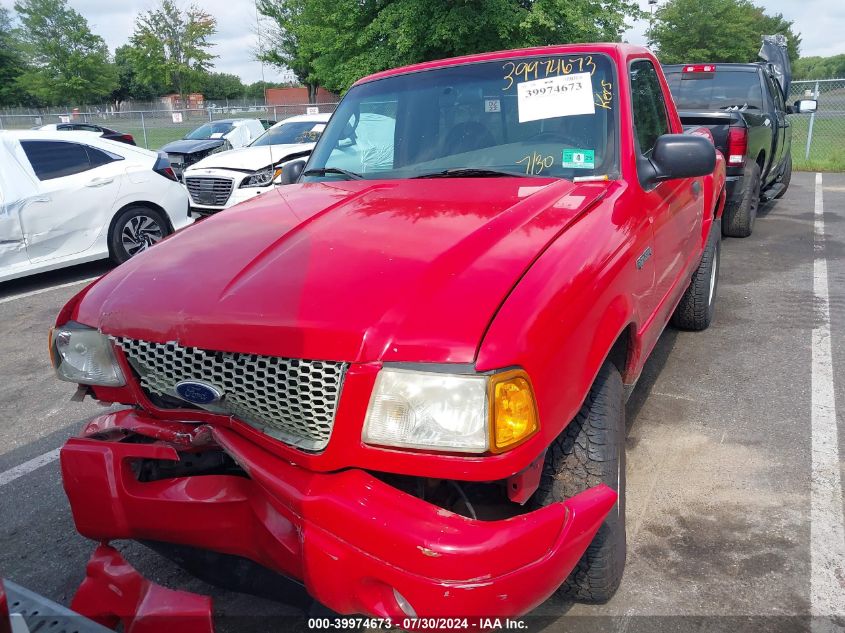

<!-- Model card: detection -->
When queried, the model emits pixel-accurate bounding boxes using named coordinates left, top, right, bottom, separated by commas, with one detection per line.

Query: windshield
left=304, top=54, right=618, bottom=181
left=185, top=122, right=235, bottom=140
left=665, top=70, right=763, bottom=111
left=250, top=121, right=326, bottom=147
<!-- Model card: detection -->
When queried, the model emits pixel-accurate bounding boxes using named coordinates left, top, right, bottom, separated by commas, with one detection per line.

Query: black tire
left=774, top=154, right=792, bottom=199
left=671, top=218, right=721, bottom=331
left=109, top=206, right=170, bottom=264
left=533, top=362, right=626, bottom=604
left=723, top=162, right=760, bottom=238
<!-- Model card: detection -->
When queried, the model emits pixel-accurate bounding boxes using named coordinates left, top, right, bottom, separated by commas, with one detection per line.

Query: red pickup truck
left=52, top=43, right=725, bottom=622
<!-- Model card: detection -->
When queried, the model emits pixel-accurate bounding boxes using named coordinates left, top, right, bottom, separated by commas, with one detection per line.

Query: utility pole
left=648, top=0, right=658, bottom=42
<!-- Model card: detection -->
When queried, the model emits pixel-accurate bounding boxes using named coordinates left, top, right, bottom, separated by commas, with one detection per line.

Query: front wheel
left=533, top=362, right=626, bottom=603
left=109, top=206, right=170, bottom=264
left=671, top=218, right=721, bottom=331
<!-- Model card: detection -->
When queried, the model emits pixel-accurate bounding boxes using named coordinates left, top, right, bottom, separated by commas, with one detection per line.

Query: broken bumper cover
left=60, top=410, right=616, bottom=618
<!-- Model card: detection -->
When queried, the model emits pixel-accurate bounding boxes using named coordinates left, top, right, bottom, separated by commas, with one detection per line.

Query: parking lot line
left=0, top=277, right=98, bottom=305
left=810, top=172, right=845, bottom=626
left=0, top=448, right=60, bottom=487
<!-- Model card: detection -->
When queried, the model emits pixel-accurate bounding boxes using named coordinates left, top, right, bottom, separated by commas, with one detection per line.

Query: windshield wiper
left=412, top=168, right=529, bottom=179
left=302, top=167, right=363, bottom=180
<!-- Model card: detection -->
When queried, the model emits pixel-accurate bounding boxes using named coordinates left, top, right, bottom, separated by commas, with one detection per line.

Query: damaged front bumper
left=61, top=410, right=616, bottom=619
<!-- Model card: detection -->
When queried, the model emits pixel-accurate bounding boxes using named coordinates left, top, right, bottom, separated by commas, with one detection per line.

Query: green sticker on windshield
left=562, top=149, right=595, bottom=169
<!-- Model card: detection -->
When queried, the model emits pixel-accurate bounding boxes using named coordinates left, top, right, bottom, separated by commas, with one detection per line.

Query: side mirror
left=642, top=134, right=716, bottom=188
left=794, top=99, right=818, bottom=114
left=280, top=159, right=306, bottom=185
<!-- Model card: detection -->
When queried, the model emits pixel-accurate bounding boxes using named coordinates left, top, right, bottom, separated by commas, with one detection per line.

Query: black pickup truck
left=664, top=63, right=816, bottom=237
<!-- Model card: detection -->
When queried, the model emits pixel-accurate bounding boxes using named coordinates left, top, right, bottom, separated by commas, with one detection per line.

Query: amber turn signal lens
left=490, top=371, right=538, bottom=453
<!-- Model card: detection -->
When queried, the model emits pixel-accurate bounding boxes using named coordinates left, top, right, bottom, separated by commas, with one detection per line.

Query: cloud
left=625, top=0, right=845, bottom=58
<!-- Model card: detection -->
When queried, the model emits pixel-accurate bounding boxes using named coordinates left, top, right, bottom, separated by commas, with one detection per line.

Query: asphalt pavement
left=0, top=172, right=843, bottom=633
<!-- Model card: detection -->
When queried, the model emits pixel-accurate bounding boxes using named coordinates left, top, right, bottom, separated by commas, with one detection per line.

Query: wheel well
left=106, top=201, right=174, bottom=256
left=606, top=325, right=633, bottom=381
left=715, top=185, right=726, bottom=218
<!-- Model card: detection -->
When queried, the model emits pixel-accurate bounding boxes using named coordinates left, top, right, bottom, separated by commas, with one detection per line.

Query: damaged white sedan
left=0, top=130, right=192, bottom=283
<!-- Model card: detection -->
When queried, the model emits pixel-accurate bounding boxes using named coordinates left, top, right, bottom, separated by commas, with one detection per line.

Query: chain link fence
left=0, top=103, right=339, bottom=151
left=2, top=83, right=843, bottom=170
left=788, top=79, right=845, bottom=170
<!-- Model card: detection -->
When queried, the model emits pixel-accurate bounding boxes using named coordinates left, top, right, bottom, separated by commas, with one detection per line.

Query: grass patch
left=790, top=115, right=845, bottom=172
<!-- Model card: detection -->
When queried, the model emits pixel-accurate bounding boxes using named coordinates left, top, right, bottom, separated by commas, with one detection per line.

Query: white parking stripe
left=0, top=277, right=98, bottom=305
left=0, top=448, right=60, bottom=487
left=810, top=172, right=845, bottom=628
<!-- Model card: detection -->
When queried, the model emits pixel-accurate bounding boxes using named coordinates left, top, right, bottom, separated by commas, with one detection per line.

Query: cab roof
left=353, top=43, right=653, bottom=86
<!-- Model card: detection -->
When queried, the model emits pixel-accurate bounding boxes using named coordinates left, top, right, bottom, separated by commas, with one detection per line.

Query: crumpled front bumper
left=61, top=410, right=616, bottom=619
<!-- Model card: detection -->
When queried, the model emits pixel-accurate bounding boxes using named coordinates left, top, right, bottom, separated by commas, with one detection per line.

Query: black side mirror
left=280, top=159, right=306, bottom=185
left=641, top=134, right=716, bottom=188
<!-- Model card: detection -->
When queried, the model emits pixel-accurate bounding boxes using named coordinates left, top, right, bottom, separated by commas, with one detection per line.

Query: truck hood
left=185, top=143, right=315, bottom=173
left=77, top=178, right=610, bottom=363
left=160, top=138, right=225, bottom=155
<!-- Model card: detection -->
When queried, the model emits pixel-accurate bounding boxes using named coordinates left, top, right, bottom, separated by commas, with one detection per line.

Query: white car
left=0, top=130, right=193, bottom=283
left=183, top=113, right=330, bottom=215
left=160, top=118, right=266, bottom=180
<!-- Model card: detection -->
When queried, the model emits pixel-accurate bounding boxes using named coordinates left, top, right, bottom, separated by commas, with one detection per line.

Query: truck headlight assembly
left=49, top=323, right=125, bottom=386
left=240, top=166, right=282, bottom=188
left=362, top=368, right=538, bottom=454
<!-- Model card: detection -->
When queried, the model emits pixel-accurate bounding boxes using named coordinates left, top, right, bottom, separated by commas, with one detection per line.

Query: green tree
left=245, top=80, right=292, bottom=100
left=649, top=0, right=800, bottom=65
left=200, top=72, right=245, bottom=100
left=794, top=55, right=845, bottom=80
left=0, top=7, right=29, bottom=106
left=128, top=0, right=217, bottom=104
left=257, top=0, right=644, bottom=96
left=110, top=45, right=162, bottom=111
left=13, top=0, right=117, bottom=105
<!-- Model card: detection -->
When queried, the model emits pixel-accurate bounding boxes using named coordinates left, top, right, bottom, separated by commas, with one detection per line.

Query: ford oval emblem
left=175, top=380, right=223, bottom=405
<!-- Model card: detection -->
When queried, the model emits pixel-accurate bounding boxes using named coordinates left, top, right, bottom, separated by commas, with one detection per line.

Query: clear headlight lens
left=50, top=323, right=125, bottom=386
left=363, top=367, right=540, bottom=454
left=240, top=165, right=282, bottom=188
left=363, top=368, right=489, bottom=453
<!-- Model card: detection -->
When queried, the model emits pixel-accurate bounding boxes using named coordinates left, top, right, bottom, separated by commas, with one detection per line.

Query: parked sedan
left=160, top=118, right=266, bottom=180
left=0, top=130, right=192, bottom=283
left=39, top=122, right=136, bottom=145
left=183, top=113, right=330, bottom=215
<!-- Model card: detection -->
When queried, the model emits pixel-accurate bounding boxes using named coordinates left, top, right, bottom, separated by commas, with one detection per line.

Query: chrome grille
left=185, top=176, right=234, bottom=207
left=114, top=338, right=346, bottom=451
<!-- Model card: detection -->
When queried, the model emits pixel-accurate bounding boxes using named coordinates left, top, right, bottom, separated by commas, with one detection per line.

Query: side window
left=630, top=60, right=671, bottom=157
left=769, top=75, right=786, bottom=112
left=20, top=140, right=92, bottom=181
left=85, top=146, right=122, bottom=168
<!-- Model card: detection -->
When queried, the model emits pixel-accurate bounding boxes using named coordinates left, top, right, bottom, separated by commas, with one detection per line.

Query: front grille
left=185, top=176, right=234, bottom=207
left=114, top=338, right=346, bottom=451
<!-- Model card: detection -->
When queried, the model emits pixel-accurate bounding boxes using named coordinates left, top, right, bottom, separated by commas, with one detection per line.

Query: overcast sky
left=1, top=0, right=843, bottom=83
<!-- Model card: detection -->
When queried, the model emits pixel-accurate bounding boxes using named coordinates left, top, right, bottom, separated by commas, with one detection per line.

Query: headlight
left=240, top=166, right=282, bottom=188
left=362, top=368, right=538, bottom=454
left=49, top=323, right=125, bottom=386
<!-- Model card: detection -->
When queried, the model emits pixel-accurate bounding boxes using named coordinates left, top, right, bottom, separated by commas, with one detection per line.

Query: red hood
left=76, top=178, right=609, bottom=363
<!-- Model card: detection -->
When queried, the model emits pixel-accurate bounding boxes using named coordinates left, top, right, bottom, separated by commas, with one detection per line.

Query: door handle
left=29, top=195, right=51, bottom=203
left=86, top=177, right=114, bottom=187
